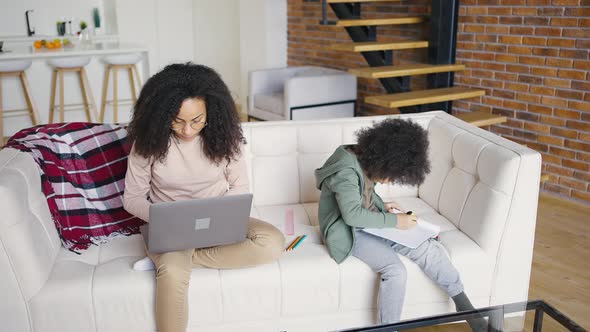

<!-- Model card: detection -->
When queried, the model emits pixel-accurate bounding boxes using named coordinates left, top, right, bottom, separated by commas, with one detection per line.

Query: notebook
left=361, top=218, right=440, bottom=249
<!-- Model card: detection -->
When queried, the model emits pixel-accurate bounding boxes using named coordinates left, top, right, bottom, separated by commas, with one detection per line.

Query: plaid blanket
left=4, top=123, right=144, bottom=253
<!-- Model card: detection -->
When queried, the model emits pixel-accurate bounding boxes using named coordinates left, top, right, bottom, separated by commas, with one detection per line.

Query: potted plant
left=79, top=20, right=91, bottom=43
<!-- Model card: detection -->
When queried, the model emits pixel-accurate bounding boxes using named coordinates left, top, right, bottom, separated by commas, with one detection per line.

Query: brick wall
left=453, top=1, right=590, bottom=203
left=287, top=0, right=590, bottom=204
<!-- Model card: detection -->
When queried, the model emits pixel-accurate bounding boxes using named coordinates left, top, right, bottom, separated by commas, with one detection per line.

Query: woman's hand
left=396, top=213, right=417, bottom=230
left=384, top=201, right=404, bottom=213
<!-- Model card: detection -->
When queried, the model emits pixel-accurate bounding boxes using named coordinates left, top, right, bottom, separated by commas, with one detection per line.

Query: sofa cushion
left=253, top=92, right=284, bottom=115
left=30, top=197, right=492, bottom=331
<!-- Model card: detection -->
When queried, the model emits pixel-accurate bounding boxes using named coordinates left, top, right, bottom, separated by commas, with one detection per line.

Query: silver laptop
left=142, top=193, right=253, bottom=254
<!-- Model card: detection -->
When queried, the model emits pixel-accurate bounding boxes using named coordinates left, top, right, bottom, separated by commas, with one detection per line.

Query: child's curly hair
left=352, top=118, right=431, bottom=186
left=127, top=62, right=243, bottom=165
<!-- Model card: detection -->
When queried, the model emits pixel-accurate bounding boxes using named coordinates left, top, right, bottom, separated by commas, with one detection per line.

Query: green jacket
left=314, top=145, right=398, bottom=263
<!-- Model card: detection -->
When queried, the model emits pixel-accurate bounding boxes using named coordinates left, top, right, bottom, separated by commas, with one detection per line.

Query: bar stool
left=47, top=57, right=98, bottom=123
left=0, top=60, right=40, bottom=144
left=100, top=53, right=142, bottom=123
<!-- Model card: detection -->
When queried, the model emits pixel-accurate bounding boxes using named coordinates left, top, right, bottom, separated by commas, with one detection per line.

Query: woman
left=123, top=63, right=284, bottom=332
left=314, top=118, right=486, bottom=331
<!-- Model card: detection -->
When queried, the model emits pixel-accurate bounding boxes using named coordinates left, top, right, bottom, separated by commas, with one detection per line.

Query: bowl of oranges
left=33, top=38, right=71, bottom=50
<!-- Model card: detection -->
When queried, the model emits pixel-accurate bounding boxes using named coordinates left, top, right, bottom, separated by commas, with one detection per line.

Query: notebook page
left=361, top=218, right=440, bottom=249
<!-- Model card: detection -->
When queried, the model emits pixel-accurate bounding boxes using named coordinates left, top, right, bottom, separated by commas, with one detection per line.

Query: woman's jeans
left=352, top=228, right=464, bottom=324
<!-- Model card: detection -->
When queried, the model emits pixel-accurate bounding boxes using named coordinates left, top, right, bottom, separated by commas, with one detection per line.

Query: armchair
left=248, top=66, right=357, bottom=121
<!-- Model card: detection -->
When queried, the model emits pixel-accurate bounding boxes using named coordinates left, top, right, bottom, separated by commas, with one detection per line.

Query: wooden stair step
left=365, top=87, right=485, bottom=109
left=349, top=63, right=466, bottom=78
left=327, top=0, right=401, bottom=3
left=454, top=111, right=508, bottom=127
left=329, top=39, right=428, bottom=52
left=336, top=17, right=425, bottom=27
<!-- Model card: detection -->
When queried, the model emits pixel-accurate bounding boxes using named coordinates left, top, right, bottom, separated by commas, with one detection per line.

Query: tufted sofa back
left=240, top=114, right=431, bottom=208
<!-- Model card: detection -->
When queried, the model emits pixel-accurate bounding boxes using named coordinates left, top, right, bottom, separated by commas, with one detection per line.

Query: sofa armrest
left=419, top=113, right=542, bottom=308
left=248, top=67, right=301, bottom=114
left=0, top=148, right=61, bottom=331
left=491, top=150, right=542, bottom=306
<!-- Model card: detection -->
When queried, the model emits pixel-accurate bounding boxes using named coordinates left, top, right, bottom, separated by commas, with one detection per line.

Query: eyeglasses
left=171, top=120, right=207, bottom=131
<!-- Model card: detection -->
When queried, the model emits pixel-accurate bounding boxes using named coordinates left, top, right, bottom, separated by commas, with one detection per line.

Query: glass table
left=337, top=300, right=587, bottom=332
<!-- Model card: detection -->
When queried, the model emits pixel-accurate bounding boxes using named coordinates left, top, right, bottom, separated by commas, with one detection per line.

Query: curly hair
left=352, top=118, right=431, bottom=186
left=127, top=63, right=243, bottom=165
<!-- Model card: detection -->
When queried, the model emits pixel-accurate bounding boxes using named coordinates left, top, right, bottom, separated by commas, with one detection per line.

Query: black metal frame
left=336, top=300, right=587, bottom=332
left=290, top=100, right=357, bottom=119
left=423, top=0, right=461, bottom=113
left=317, top=0, right=460, bottom=114
left=248, top=100, right=357, bottom=121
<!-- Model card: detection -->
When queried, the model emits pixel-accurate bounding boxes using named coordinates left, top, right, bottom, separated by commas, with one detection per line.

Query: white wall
left=115, top=0, right=194, bottom=74
left=192, top=0, right=288, bottom=106
left=239, top=0, right=287, bottom=108
left=193, top=0, right=241, bottom=100
left=0, top=0, right=106, bottom=36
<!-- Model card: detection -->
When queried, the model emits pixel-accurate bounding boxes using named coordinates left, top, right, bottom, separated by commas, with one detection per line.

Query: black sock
left=452, top=292, right=487, bottom=332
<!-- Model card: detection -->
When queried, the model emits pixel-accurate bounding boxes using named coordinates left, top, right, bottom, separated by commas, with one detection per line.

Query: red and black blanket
left=5, top=123, right=144, bottom=253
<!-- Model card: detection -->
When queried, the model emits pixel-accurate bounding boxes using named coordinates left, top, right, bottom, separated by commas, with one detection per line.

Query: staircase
left=319, top=0, right=506, bottom=127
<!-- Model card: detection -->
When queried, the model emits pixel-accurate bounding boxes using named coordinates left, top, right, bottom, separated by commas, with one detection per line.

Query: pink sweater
left=123, top=136, right=249, bottom=222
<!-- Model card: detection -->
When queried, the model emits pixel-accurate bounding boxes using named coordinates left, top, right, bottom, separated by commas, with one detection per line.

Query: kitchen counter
left=0, top=34, right=119, bottom=43
left=0, top=41, right=149, bottom=80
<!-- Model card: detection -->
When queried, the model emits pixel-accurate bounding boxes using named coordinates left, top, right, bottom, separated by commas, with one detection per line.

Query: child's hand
left=384, top=201, right=404, bottom=213
left=396, top=213, right=417, bottom=230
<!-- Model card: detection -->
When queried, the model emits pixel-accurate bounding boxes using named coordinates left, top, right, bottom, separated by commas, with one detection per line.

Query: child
left=123, top=63, right=284, bottom=332
left=315, top=118, right=485, bottom=331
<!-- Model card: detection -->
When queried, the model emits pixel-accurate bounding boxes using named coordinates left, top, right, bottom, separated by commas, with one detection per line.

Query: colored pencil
left=285, top=235, right=302, bottom=251
left=290, top=234, right=307, bottom=251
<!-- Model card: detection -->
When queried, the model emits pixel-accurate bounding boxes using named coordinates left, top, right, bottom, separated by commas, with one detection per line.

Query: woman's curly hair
left=352, top=118, right=431, bottom=186
left=127, top=63, right=243, bottom=165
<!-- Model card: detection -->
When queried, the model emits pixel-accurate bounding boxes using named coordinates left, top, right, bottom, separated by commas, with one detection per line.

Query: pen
left=286, top=235, right=302, bottom=251
left=290, top=234, right=307, bottom=251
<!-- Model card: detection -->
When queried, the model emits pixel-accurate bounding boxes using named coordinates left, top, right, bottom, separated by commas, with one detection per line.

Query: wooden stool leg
left=49, top=69, right=57, bottom=123
left=100, top=65, right=111, bottom=123
left=59, top=69, right=65, bottom=123
left=128, top=66, right=137, bottom=104
left=0, top=74, right=4, bottom=143
left=19, top=71, right=40, bottom=125
left=112, top=66, right=118, bottom=123
left=81, top=68, right=98, bottom=122
left=132, top=64, right=142, bottom=88
left=78, top=69, right=92, bottom=122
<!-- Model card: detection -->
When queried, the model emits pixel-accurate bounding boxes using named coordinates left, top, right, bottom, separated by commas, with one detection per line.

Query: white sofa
left=0, top=111, right=541, bottom=332
left=248, top=66, right=357, bottom=121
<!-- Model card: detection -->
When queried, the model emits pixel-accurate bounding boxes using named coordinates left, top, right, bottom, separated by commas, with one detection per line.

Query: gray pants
left=352, top=228, right=464, bottom=324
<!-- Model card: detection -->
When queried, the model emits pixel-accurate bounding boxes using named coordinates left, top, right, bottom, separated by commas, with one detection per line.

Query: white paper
left=361, top=218, right=440, bottom=249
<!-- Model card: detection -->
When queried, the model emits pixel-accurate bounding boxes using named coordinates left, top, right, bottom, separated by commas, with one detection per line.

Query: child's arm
left=327, top=168, right=397, bottom=229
